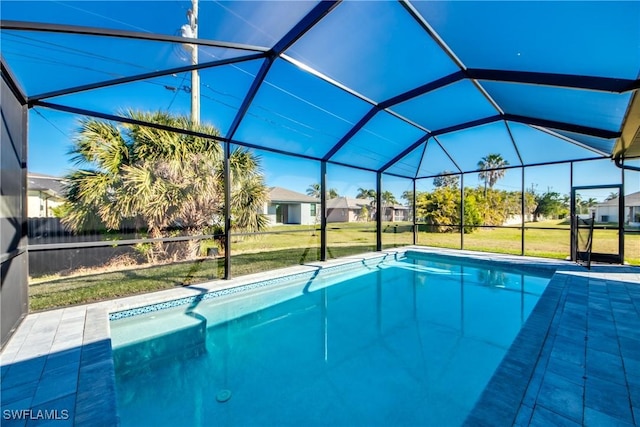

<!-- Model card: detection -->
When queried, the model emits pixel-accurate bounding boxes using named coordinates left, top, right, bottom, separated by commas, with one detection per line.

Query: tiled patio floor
left=1, top=249, right=639, bottom=426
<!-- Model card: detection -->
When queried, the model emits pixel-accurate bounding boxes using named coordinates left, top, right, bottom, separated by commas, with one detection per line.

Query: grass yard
left=29, top=220, right=639, bottom=311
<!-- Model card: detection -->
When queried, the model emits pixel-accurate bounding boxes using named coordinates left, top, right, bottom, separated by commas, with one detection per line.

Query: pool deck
left=1, top=247, right=639, bottom=426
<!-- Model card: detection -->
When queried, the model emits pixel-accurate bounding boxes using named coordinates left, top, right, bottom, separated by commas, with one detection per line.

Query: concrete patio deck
left=1, top=249, right=639, bottom=426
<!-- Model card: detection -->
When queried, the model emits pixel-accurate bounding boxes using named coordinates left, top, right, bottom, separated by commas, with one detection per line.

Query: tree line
left=405, top=153, right=601, bottom=233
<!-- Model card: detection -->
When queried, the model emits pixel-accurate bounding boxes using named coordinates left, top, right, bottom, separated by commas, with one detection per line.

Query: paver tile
left=1, top=396, right=33, bottom=427
left=27, top=393, right=75, bottom=427
left=585, top=376, right=634, bottom=424
left=550, top=337, right=586, bottom=367
left=586, top=348, right=626, bottom=386
left=536, top=372, right=584, bottom=423
left=1, top=381, right=38, bottom=406
left=529, top=405, right=581, bottom=427
left=513, top=403, right=533, bottom=427
left=584, top=406, right=635, bottom=427
left=545, top=356, right=585, bottom=386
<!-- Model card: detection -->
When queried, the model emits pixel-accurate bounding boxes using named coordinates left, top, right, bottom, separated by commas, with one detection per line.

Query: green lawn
left=29, top=220, right=639, bottom=311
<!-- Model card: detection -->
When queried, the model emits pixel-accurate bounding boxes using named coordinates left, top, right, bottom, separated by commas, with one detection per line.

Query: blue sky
left=7, top=0, right=639, bottom=201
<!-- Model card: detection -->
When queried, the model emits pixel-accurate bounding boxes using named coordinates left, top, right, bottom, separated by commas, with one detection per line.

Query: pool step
left=111, top=310, right=206, bottom=377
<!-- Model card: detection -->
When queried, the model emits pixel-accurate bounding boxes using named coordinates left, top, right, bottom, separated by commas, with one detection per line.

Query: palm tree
left=356, top=187, right=376, bottom=200
left=356, top=188, right=377, bottom=220
left=477, top=154, right=509, bottom=195
left=62, top=110, right=268, bottom=261
left=306, top=183, right=338, bottom=199
left=306, top=183, right=321, bottom=198
left=605, top=192, right=619, bottom=201
left=381, top=191, right=398, bottom=206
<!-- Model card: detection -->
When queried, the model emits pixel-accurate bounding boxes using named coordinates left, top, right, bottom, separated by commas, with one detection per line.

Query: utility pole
left=184, top=0, right=200, bottom=124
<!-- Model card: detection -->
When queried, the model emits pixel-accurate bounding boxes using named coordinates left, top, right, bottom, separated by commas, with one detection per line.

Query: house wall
left=1, top=75, right=29, bottom=348
left=396, top=210, right=410, bottom=221
left=287, top=204, right=302, bottom=224
left=299, top=203, right=316, bottom=226
left=265, top=202, right=277, bottom=225
left=265, top=202, right=316, bottom=225
left=326, top=208, right=362, bottom=223
left=629, top=206, right=640, bottom=226
left=27, top=192, right=64, bottom=217
left=327, top=208, right=348, bottom=223
left=595, top=205, right=619, bottom=223
left=381, top=207, right=410, bottom=222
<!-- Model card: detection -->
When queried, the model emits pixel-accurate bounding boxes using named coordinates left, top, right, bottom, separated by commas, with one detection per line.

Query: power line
left=51, top=0, right=153, bottom=33
left=2, top=32, right=150, bottom=72
left=167, top=72, right=189, bottom=111
left=33, top=108, right=68, bottom=138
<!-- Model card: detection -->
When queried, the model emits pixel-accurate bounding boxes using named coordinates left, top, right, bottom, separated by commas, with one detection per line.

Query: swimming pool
left=110, top=251, right=554, bottom=426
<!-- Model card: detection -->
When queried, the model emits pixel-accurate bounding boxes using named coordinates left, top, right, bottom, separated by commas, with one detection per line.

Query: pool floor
left=111, top=255, right=550, bottom=426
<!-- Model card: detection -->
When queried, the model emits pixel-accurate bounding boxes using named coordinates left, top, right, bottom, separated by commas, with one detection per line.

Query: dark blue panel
left=1, top=1, right=318, bottom=48
left=418, top=140, right=460, bottom=178
left=331, top=112, right=425, bottom=170
left=550, top=129, right=616, bottom=155
left=414, top=1, right=640, bottom=79
left=385, top=142, right=426, bottom=178
left=0, top=30, right=248, bottom=96
left=234, top=59, right=371, bottom=158
left=47, top=60, right=264, bottom=136
left=509, top=122, right=603, bottom=164
left=481, top=81, right=632, bottom=132
left=391, top=80, right=497, bottom=131
left=436, top=121, right=521, bottom=173
left=287, top=1, right=459, bottom=103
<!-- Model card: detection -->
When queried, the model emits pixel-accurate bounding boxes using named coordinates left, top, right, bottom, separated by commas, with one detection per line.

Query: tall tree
left=433, top=171, right=460, bottom=189
left=401, top=190, right=414, bottom=204
left=62, top=110, right=268, bottom=261
left=356, top=188, right=377, bottom=220
left=533, top=191, right=564, bottom=221
left=381, top=191, right=398, bottom=206
left=477, top=154, right=509, bottom=195
left=306, top=183, right=338, bottom=199
left=605, top=191, right=619, bottom=201
left=306, top=183, right=321, bottom=198
left=356, top=188, right=376, bottom=200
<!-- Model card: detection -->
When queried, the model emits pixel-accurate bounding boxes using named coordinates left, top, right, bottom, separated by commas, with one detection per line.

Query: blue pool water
left=111, top=252, right=553, bottom=426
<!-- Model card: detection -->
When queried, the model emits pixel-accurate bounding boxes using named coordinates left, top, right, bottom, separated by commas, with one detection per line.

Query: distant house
left=264, top=189, right=411, bottom=225
left=594, top=192, right=640, bottom=226
left=381, top=204, right=411, bottom=222
left=326, top=197, right=370, bottom=223
left=27, top=173, right=66, bottom=217
left=325, top=197, right=411, bottom=223
left=265, top=187, right=319, bottom=225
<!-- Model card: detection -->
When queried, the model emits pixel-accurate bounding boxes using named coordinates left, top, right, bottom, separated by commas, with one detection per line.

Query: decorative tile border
left=109, top=270, right=316, bottom=321
left=109, top=252, right=405, bottom=321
